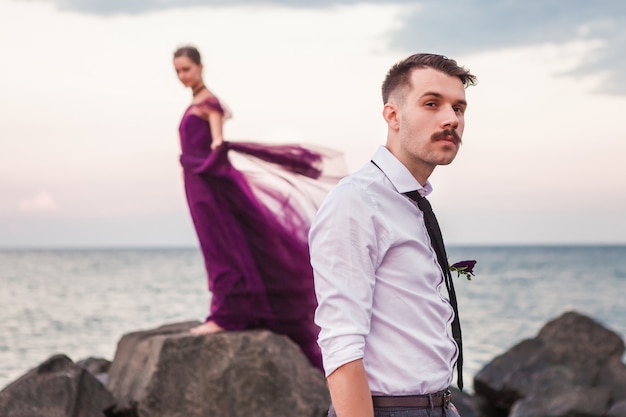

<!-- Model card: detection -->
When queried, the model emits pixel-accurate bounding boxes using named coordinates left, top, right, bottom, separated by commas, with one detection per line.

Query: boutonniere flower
left=450, top=260, right=476, bottom=281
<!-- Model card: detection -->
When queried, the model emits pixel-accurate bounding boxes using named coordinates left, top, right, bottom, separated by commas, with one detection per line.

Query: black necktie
left=405, top=190, right=464, bottom=391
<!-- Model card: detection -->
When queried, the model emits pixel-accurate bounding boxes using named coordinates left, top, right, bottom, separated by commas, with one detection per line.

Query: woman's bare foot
left=190, top=321, right=225, bottom=335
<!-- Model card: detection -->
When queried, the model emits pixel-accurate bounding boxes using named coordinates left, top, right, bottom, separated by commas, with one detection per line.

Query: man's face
left=391, top=67, right=467, bottom=172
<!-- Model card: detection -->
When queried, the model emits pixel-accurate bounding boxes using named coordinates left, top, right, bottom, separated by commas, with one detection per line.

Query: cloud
left=389, top=0, right=626, bottom=94
left=18, top=191, right=59, bottom=213
left=32, top=0, right=412, bottom=14
left=31, top=0, right=626, bottom=94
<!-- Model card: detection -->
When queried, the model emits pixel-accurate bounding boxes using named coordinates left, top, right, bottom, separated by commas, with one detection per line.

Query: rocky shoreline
left=1, top=311, right=625, bottom=417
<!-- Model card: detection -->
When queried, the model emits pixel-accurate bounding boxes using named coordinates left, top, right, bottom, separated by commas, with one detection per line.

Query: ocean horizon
left=2, top=244, right=625, bottom=391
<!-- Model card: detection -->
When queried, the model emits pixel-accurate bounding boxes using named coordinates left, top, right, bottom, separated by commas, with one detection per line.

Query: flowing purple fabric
left=179, top=97, right=345, bottom=370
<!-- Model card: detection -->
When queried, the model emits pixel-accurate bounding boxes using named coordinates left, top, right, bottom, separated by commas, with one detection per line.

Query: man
left=309, top=53, right=477, bottom=417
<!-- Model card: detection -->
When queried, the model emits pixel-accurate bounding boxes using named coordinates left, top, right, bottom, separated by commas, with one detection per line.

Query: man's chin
left=436, top=152, right=459, bottom=166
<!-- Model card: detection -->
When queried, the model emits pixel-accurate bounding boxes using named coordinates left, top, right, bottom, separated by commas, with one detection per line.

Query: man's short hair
left=382, top=53, right=477, bottom=104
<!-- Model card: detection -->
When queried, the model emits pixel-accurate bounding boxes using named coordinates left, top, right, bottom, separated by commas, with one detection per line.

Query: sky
left=1, top=0, right=625, bottom=247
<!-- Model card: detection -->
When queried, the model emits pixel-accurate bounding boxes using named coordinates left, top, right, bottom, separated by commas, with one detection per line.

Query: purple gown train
left=179, top=96, right=345, bottom=370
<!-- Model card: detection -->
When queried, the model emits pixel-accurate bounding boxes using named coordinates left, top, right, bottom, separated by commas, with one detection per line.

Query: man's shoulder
left=337, top=161, right=385, bottom=190
left=311, top=162, right=389, bottom=234
left=320, top=162, right=394, bottom=211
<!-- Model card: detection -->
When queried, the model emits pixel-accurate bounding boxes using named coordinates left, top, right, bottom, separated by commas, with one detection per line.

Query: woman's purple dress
left=179, top=97, right=344, bottom=370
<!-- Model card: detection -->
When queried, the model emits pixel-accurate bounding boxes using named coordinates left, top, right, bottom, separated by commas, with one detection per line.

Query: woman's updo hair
left=174, top=45, right=202, bottom=66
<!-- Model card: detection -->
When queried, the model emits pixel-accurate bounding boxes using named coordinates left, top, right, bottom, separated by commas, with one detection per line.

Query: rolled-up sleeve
left=309, top=180, right=389, bottom=377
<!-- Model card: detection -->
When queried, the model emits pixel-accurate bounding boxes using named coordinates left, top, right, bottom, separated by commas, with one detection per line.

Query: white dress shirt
left=309, top=146, right=458, bottom=395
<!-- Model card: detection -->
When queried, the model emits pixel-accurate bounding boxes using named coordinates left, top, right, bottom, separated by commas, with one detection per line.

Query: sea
left=1, top=245, right=625, bottom=392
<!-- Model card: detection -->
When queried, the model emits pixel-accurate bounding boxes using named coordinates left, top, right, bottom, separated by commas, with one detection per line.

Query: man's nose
left=441, top=106, right=460, bottom=129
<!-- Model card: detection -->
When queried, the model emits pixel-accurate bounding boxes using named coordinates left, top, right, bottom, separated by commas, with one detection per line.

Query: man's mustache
left=432, top=129, right=461, bottom=145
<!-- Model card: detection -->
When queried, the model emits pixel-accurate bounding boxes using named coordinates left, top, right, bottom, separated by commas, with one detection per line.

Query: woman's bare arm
left=207, top=110, right=224, bottom=150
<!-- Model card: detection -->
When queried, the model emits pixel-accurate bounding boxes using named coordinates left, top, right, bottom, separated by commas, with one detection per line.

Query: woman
left=173, top=45, right=344, bottom=370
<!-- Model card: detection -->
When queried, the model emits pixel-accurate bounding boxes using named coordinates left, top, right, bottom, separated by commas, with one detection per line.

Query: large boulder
left=608, top=400, right=626, bottom=417
left=597, top=355, right=626, bottom=404
left=450, top=386, right=480, bottom=417
left=106, top=321, right=329, bottom=417
left=0, top=354, right=115, bottom=417
left=76, top=357, right=111, bottom=386
left=474, top=311, right=626, bottom=417
left=509, top=385, right=611, bottom=417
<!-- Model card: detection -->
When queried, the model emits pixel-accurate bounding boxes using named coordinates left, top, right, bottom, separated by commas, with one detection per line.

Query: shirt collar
left=371, top=146, right=433, bottom=197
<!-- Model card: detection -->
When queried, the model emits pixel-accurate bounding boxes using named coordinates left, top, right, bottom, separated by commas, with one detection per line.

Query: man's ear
left=383, top=103, right=400, bottom=130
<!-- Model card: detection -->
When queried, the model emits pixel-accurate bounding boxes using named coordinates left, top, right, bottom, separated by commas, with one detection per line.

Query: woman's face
left=173, top=55, right=203, bottom=87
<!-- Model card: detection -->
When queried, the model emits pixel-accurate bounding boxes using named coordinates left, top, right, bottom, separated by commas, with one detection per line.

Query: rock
left=77, top=357, right=112, bottom=386
left=608, top=400, right=626, bottom=417
left=597, top=355, right=626, bottom=403
left=472, top=338, right=547, bottom=411
left=0, top=354, right=115, bottom=417
left=106, top=321, right=329, bottom=417
left=509, top=386, right=611, bottom=417
left=474, top=311, right=626, bottom=417
left=450, top=386, right=479, bottom=417
left=77, top=356, right=111, bottom=375
left=536, top=311, right=624, bottom=377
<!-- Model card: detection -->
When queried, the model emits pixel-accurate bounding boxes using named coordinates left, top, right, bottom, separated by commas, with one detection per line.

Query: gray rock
left=450, top=386, right=479, bottom=417
left=77, top=357, right=112, bottom=387
left=0, top=354, right=115, bottom=417
left=608, top=400, right=626, bottom=417
left=106, top=321, right=329, bottom=417
left=597, top=355, right=626, bottom=403
left=77, top=357, right=111, bottom=375
left=473, top=338, right=546, bottom=409
left=536, top=311, right=624, bottom=386
left=474, top=311, right=625, bottom=417
left=536, top=311, right=624, bottom=358
left=510, top=386, right=611, bottom=417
